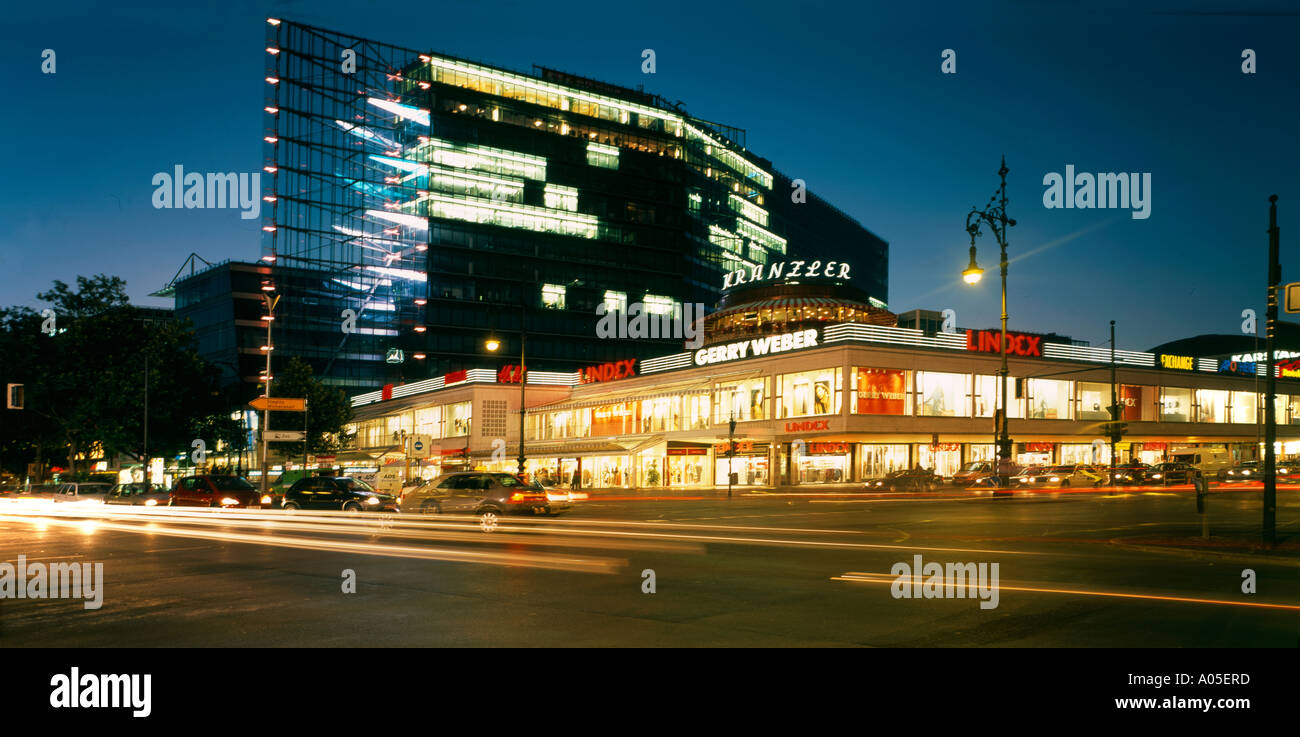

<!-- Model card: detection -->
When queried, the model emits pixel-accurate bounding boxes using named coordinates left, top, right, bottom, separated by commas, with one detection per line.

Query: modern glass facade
left=259, top=19, right=888, bottom=388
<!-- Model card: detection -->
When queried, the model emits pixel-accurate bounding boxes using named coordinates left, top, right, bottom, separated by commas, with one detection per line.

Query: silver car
left=400, top=472, right=569, bottom=526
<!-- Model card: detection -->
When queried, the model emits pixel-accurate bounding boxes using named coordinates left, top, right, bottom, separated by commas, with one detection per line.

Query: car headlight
left=1049, top=477, right=1060, bottom=482
left=366, top=496, right=380, bottom=505
left=1151, top=474, right=1162, bottom=479
left=260, top=495, right=272, bottom=504
left=145, top=498, right=158, bottom=506
left=220, top=497, right=240, bottom=506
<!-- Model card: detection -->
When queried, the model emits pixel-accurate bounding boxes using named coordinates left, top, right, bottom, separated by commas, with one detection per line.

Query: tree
left=265, top=357, right=353, bottom=464
left=1, top=275, right=223, bottom=477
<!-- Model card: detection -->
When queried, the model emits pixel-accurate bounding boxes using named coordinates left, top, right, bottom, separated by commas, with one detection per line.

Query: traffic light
left=6, top=384, right=22, bottom=410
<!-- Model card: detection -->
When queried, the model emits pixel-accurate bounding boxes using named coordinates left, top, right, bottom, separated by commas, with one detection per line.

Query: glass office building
left=257, top=18, right=888, bottom=389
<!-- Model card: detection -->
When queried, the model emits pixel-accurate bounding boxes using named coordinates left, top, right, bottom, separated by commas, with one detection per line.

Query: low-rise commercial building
left=340, top=277, right=1300, bottom=490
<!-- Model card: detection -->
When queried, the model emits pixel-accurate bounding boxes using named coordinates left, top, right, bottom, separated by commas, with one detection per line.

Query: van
left=1170, top=448, right=1232, bottom=478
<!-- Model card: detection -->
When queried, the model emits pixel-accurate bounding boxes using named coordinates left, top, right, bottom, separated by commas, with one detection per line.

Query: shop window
left=852, top=368, right=908, bottom=415
left=1118, top=384, right=1155, bottom=421
left=1196, top=389, right=1230, bottom=423
left=685, top=393, right=710, bottom=430
left=639, top=396, right=678, bottom=433
left=445, top=401, right=472, bottom=437
left=778, top=367, right=842, bottom=418
left=1231, top=392, right=1258, bottom=424
left=414, top=406, right=442, bottom=438
left=1027, top=379, right=1072, bottom=420
left=1159, top=387, right=1192, bottom=423
left=858, top=444, right=909, bottom=479
left=715, top=378, right=768, bottom=423
left=1077, top=382, right=1113, bottom=421
left=975, top=375, right=1024, bottom=418
left=916, top=371, right=970, bottom=417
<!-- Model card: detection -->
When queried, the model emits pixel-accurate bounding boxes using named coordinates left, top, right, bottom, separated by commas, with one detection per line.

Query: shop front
left=795, top=441, right=851, bottom=484
left=858, top=443, right=910, bottom=480
left=715, top=440, right=770, bottom=486
left=1019, top=441, right=1054, bottom=466
left=916, top=442, right=963, bottom=477
left=665, top=445, right=710, bottom=488
left=1134, top=442, right=1167, bottom=466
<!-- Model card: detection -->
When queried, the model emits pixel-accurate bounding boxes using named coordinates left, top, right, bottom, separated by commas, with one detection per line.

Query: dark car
left=400, top=471, right=568, bottom=529
left=1106, top=463, right=1153, bottom=485
left=105, top=482, right=171, bottom=506
left=1148, top=462, right=1195, bottom=486
left=864, top=468, right=942, bottom=492
left=1218, top=460, right=1294, bottom=482
left=169, top=475, right=269, bottom=508
left=281, top=476, right=398, bottom=512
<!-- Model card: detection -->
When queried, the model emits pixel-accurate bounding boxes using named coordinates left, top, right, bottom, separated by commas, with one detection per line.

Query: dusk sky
left=2, top=0, right=1297, bottom=351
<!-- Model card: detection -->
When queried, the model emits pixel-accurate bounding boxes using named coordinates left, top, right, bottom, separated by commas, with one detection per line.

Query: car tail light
left=509, top=492, right=526, bottom=502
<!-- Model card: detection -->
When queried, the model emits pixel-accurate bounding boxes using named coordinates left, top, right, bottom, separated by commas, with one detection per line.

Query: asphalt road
left=1, top=486, right=1298, bottom=647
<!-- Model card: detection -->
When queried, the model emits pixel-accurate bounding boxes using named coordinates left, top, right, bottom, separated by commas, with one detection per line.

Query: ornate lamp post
left=963, top=156, right=1016, bottom=484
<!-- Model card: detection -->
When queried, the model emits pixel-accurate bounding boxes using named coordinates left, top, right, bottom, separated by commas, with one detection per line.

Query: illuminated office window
left=587, top=142, right=619, bottom=169
left=603, top=290, right=627, bottom=313
left=643, top=294, right=675, bottom=316
left=542, top=284, right=566, bottom=309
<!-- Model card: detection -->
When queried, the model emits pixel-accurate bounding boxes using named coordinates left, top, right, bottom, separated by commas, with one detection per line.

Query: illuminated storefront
left=343, top=277, right=1300, bottom=490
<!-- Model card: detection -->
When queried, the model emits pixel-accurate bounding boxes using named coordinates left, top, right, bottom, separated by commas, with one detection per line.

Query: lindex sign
left=965, top=329, right=1042, bottom=357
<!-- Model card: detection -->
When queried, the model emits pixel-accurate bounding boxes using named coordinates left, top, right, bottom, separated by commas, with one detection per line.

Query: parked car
left=52, top=482, right=114, bottom=504
left=281, top=476, right=398, bottom=512
left=1012, top=465, right=1094, bottom=489
left=1148, top=462, right=1195, bottom=486
left=399, top=472, right=569, bottom=528
left=952, top=462, right=995, bottom=487
left=169, top=475, right=269, bottom=508
left=864, top=468, right=942, bottom=492
left=105, top=482, right=171, bottom=506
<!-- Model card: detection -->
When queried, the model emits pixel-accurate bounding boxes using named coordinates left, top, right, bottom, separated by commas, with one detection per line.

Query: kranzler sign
left=694, top=329, right=818, bottom=366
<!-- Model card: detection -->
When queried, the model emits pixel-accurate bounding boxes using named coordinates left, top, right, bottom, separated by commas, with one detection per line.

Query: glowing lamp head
left=962, top=244, right=984, bottom=285
left=485, top=338, right=501, bottom=352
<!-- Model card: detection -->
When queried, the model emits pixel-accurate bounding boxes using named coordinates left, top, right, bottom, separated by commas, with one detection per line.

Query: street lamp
left=963, top=156, right=1016, bottom=485
left=259, top=284, right=280, bottom=497
left=484, top=313, right=526, bottom=476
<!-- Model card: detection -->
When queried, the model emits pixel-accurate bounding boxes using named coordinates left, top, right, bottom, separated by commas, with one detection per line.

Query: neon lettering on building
left=964, top=330, right=1042, bottom=357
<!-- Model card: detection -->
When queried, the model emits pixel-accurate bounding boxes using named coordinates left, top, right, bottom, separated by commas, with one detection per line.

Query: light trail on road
left=831, top=571, right=1300, bottom=610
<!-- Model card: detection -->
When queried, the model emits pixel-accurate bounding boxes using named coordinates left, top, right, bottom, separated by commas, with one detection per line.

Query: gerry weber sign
left=722, top=260, right=851, bottom=290
left=694, top=329, right=819, bottom=366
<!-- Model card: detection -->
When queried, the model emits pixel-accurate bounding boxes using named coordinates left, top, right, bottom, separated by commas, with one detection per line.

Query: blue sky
left=1, top=0, right=1297, bottom=350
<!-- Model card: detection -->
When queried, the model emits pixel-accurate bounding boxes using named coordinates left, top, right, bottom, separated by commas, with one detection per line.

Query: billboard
left=855, top=369, right=906, bottom=415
